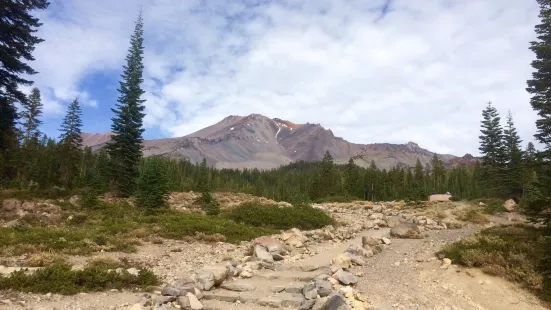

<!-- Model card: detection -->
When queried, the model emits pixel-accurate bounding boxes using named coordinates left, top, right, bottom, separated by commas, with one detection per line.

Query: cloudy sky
left=31, top=0, right=540, bottom=156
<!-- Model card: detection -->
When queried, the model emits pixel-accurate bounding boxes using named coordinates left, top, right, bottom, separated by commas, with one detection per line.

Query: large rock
left=385, top=216, right=403, bottom=228
left=323, top=294, right=350, bottom=310
left=282, top=228, right=307, bottom=247
left=2, top=199, right=21, bottom=211
left=504, top=199, right=516, bottom=212
left=252, top=236, right=282, bottom=253
left=254, top=245, right=274, bottom=263
left=302, top=283, right=318, bottom=300
left=333, top=270, right=358, bottom=285
left=177, top=292, right=203, bottom=309
left=390, top=223, right=421, bottom=238
left=331, top=253, right=352, bottom=269
left=362, top=236, right=380, bottom=247
left=315, top=280, right=333, bottom=297
left=196, top=271, right=215, bottom=291
left=201, top=265, right=229, bottom=285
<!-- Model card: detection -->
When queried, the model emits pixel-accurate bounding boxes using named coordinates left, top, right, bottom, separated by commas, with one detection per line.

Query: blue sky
left=29, top=0, right=540, bottom=155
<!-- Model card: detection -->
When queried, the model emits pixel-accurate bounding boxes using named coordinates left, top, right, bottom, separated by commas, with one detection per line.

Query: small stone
left=381, top=238, right=391, bottom=245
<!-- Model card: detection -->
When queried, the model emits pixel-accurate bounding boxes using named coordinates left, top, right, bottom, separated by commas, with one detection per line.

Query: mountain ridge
left=81, top=114, right=476, bottom=169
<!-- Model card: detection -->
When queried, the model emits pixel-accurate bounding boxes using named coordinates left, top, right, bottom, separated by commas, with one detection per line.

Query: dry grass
left=453, top=207, right=490, bottom=224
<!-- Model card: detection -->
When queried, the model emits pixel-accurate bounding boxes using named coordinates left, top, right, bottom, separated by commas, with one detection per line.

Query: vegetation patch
left=224, top=202, right=334, bottom=230
left=453, top=207, right=490, bottom=224
left=0, top=198, right=279, bottom=256
left=0, top=261, right=158, bottom=295
left=438, top=224, right=548, bottom=298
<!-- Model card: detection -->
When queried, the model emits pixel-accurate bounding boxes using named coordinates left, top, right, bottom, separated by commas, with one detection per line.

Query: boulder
left=390, top=223, right=421, bottom=238
left=252, top=236, right=282, bottom=253
left=362, top=236, right=380, bottom=247
left=504, top=199, right=516, bottom=212
left=315, top=280, right=333, bottom=297
left=201, top=265, right=229, bottom=285
left=331, top=253, right=351, bottom=269
left=333, top=270, right=358, bottom=285
left=385, top=216, right=403, bottom=228
left=302, top=283, right=318, bottom=300
left=2, top=199, right=21, bottom=211
left=323, top=294, right=350, bottom=310
left=196, top=271, right=215, bottom=291
left=254, top=245, right=274, bottom=263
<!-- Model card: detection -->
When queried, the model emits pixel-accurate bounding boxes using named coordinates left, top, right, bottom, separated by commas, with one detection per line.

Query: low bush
left=224, top=202, right=334, bottom=230
left=0, top=261, right=158, bottom=295
left=438, top=224, right=547, bottom=299
left=449, top=196, right=461, bottom=202
left=484, top=198, right=504, bottom=214
left=455, top=207, right=490, bottom=224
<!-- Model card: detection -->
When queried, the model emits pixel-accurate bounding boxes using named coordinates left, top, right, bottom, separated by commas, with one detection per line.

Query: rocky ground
left=0, top=198, right=545, bottom=310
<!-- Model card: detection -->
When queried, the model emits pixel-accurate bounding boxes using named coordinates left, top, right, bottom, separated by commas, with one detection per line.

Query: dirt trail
left=0, top=205, right=546, bottom=310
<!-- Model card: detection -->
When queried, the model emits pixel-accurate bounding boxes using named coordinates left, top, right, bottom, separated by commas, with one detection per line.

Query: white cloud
left=32, top=0, right=541, bottom=155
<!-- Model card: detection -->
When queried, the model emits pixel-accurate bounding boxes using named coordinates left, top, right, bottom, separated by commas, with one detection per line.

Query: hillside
left=81, top=114, right=475, bottom=169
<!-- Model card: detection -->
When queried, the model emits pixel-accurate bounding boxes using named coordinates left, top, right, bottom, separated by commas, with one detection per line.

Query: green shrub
left=0, top=262, right=158, bottom=295
left=484, top=198, right=504, bottom=214
left=224, top=202, right=334, bottom=230
left=449, top=196, right=461, bottom=202
left=438, top=224, right=547, bottom=298
left=151, top=213, right=277, bottom=243
left=80, top=191, right=99, bottom=209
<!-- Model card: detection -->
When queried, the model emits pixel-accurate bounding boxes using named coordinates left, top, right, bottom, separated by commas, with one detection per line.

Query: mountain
left=81, top=114, right=476, bottom=169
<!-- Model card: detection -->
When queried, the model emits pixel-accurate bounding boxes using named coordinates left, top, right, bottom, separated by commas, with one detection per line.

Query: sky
left=29, top=0, right=541, bottom=156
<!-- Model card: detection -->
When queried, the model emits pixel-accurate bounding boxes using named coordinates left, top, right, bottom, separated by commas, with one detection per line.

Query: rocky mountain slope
left=81, top=114, right=475, bottom=169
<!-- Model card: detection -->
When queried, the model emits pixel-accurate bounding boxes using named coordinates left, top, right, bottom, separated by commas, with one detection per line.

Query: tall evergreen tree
left=526, top=0, right=551, bottom=217
left=344, top=158, right=360, bottom=197
left=106, top=13, right=146, bottom=197
left=479, top=102, right=507, bottom=166
left=17, top=87, right=44, bottom=186
left=58, top=98, right=83, bottom=188
left=503, top=111, right=524, bottom=196
left=478, top=102, right=507, bottom=197
left=413, top=158, right=425, bottom=199
left=20, top=87, right=43, bottom=142
left=0, top=0, right=49, bottom=184
left=319, top=151, right=336, bottom=196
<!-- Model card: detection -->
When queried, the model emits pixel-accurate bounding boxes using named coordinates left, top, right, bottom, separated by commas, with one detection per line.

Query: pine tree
left=344, top=158, right=360, bottom=198
left=319, top=151, right=336, bottom=196
left=526, top=0, right=551, bottom=217
left=106, top=13, right=146, bottom=197
left=0, top=0, right=49, bottom=185
left=413, top=158, right=425, bottom=199
left=478, top=102, right=507, bottom=197
left=502, top=111, right=524, bottom=197
left=58, top=98, right=83, bottom=188
left=197, top=158, right=210, bottom=193
left=20, top=87, right=43, bottom=143
left=526, top=1, right=551, bottom=294
left=136, top=157, right=169, bottom=211
left=17, top=87, right=44, bottom=186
